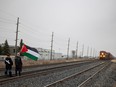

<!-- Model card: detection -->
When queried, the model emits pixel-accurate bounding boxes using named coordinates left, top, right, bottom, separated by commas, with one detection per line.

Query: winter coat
left=5, top=57, right=13, bottom=70
left=15, top=56, right=22, bottom=71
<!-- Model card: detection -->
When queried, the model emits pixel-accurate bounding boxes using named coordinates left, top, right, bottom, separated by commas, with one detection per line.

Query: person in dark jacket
left=15, top=53, right=22, bottom=76
left=4, top=54, right=13, bottom=77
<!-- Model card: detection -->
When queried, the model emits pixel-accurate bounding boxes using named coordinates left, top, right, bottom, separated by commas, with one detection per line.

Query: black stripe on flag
left=25, top=45, right=38, bottom=53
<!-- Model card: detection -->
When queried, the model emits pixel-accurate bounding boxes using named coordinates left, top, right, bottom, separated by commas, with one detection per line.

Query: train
left=99, top=51, right=114, bottom=60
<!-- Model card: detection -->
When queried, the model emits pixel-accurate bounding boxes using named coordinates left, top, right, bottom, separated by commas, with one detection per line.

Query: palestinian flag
left=20, top=44, right=40, bottom=61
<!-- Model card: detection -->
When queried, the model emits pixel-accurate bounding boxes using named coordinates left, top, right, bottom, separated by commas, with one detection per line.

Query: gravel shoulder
left=86, top=60, right=116, bottom=87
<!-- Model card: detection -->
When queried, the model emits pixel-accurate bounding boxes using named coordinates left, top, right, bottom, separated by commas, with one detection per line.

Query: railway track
left=77, top=61, right=111, bottom=87
left=0, top=59, right=95, bottom=72
left=44, top=61, right=111, bottom=87
left=0, top=61, right=107, bottom=87
left=0, top=60, right=97, bottom=85
left=0, top=59, right=95, bottom=77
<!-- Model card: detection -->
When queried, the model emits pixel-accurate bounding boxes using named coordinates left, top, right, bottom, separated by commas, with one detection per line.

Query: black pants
left=15, top=69, right=22, bottom=76
left=5, top=69, right=12, bottom=77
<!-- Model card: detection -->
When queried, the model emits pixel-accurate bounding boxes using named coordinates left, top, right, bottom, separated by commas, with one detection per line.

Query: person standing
left=15, top=53, right=22, bottom=76
left=4, top=54, right=13, bottom=77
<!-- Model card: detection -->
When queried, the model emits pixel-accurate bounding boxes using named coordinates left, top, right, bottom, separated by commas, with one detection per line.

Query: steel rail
left=0, top=60, right=93, bottom=79
left=44, top=62, right=105, bottom=87
left=0, top=60, right=96, bottom=85
left=77, top=62, right=111, bottom=87
left=0, top=59, right=96, bottom=71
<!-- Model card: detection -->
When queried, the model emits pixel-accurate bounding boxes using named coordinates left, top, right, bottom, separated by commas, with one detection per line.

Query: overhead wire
left=19, top=20, right=52, bottom=39
left=0, top=25, right=16, bottom=29
left=0, top=33, right=15, bottom=42
left=0, top=9, right=82, bottom=54
left=0, top=17, right=16, bottom=22
left=20, top=22, right=50, bottom=35
left=0, top=20, right=15, bottom=25
left=0, top=25, right=16, bottom=33
left=0, top=8, right=17, bottom=19
left=19, top=25, right=50, bottom=43
left=19, top=24, right=42, bottom=36
left=19, top=21, right=69, bottom=53
left=19, top=27, right=51, bottom=47
left=0, top=9, right=60, bottom=50
left=49, top=34, right=68, bottom=54
left=0, top=8, right=17, bottom=29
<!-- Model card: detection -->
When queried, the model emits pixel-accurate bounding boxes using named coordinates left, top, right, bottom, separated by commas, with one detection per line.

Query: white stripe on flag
left=27, top=49, right=39, bottom=58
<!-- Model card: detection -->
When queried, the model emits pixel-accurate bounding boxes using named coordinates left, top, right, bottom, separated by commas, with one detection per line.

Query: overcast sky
left=0, top=0, right=116, bottom=56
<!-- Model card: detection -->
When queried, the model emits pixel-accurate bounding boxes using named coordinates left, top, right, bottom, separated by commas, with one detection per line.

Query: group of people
left=4, top=53, right=22, bottom=77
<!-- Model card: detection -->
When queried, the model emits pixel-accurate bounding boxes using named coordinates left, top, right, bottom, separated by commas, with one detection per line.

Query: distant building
left=0, top=44, right=19, bottom=56
left=37, top=48, right=50, bottom=60
left=37, top=48, right=63, bottom=60
left=9, top=45, right=18, bottom=55
left=54, top=53, right=63, bottom=59
left=9, top=45, right=63, bottom=60
left=21, top=47, right=63, bottom=60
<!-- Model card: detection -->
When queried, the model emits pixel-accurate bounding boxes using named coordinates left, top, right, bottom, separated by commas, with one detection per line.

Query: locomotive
left=99, top=51, right=113, bottom=60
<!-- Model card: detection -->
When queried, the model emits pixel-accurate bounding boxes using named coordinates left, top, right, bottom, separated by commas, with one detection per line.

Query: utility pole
left=15, top=17, right=19, bottom=57
left=82, top=44, right=84, bottom=58
left=75, top=41, right=78, bottom=58
left=93, top=48, right=95, bottom=58
left=50, top=32, right=54, bottom=60
left=87, top=46, right=89, bottom=58
left=95, top=50, right=97, bottom=58
left=90, top=47, right=92, bottom=58
left=67, top=38, right=70, bottom=59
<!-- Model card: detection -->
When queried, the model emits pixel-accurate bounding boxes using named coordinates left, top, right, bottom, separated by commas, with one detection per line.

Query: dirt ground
left=111, top=59, right=116, bottom=63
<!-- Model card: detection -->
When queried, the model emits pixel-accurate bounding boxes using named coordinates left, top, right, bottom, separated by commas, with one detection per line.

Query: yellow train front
left=99, top=51, right=113, bottom=60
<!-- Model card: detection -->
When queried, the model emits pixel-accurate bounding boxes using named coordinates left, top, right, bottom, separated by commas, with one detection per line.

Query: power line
left=19, top=27, right=50, bottom=43
left=19, top=21, right=49, bottom=35
left=0, top=8, right=17, bottom=19
left=19, top=25, right=42, bottom=35
left=0, top=17, right=16, bottom=22
left=0, top=20, right=15, bottom=24
left=19, top=27, right=51, bottom=47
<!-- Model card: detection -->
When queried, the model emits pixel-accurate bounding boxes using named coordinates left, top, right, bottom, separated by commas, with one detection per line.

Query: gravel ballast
left=0, top=61, right=115, bottom=87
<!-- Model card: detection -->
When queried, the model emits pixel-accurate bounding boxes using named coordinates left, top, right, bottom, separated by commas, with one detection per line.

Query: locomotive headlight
left=102, top=53, right=104, bottom=55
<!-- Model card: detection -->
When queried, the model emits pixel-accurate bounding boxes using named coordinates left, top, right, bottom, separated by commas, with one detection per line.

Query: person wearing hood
left=15, top=53, right=22, bottom=76
left=4, top=54, right=13, bottom=77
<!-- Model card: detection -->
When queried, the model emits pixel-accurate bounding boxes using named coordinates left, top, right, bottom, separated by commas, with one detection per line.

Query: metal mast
left=75, top=41, right=78, bottom=58
left=67, top=38, right=70, bottom=59
left=50, top=32, right=54, bottom=60
left=15, top=17, right=19, bottom=57
left=87, top=46, right=89, bottom=58
left=82, top=44, right=84, bottom=57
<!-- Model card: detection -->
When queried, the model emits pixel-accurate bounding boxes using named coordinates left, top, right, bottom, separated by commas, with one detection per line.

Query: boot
left=15, top=70, right=17, bottom=76
left=5, top=71, right=7, bottom=76
left=9, top=71, right=12, bottom=77
left=19, top=71, right=21, bottom=76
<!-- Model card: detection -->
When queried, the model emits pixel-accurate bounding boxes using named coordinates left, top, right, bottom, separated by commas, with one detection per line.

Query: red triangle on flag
left=21, top=45, right=28, bottom=53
